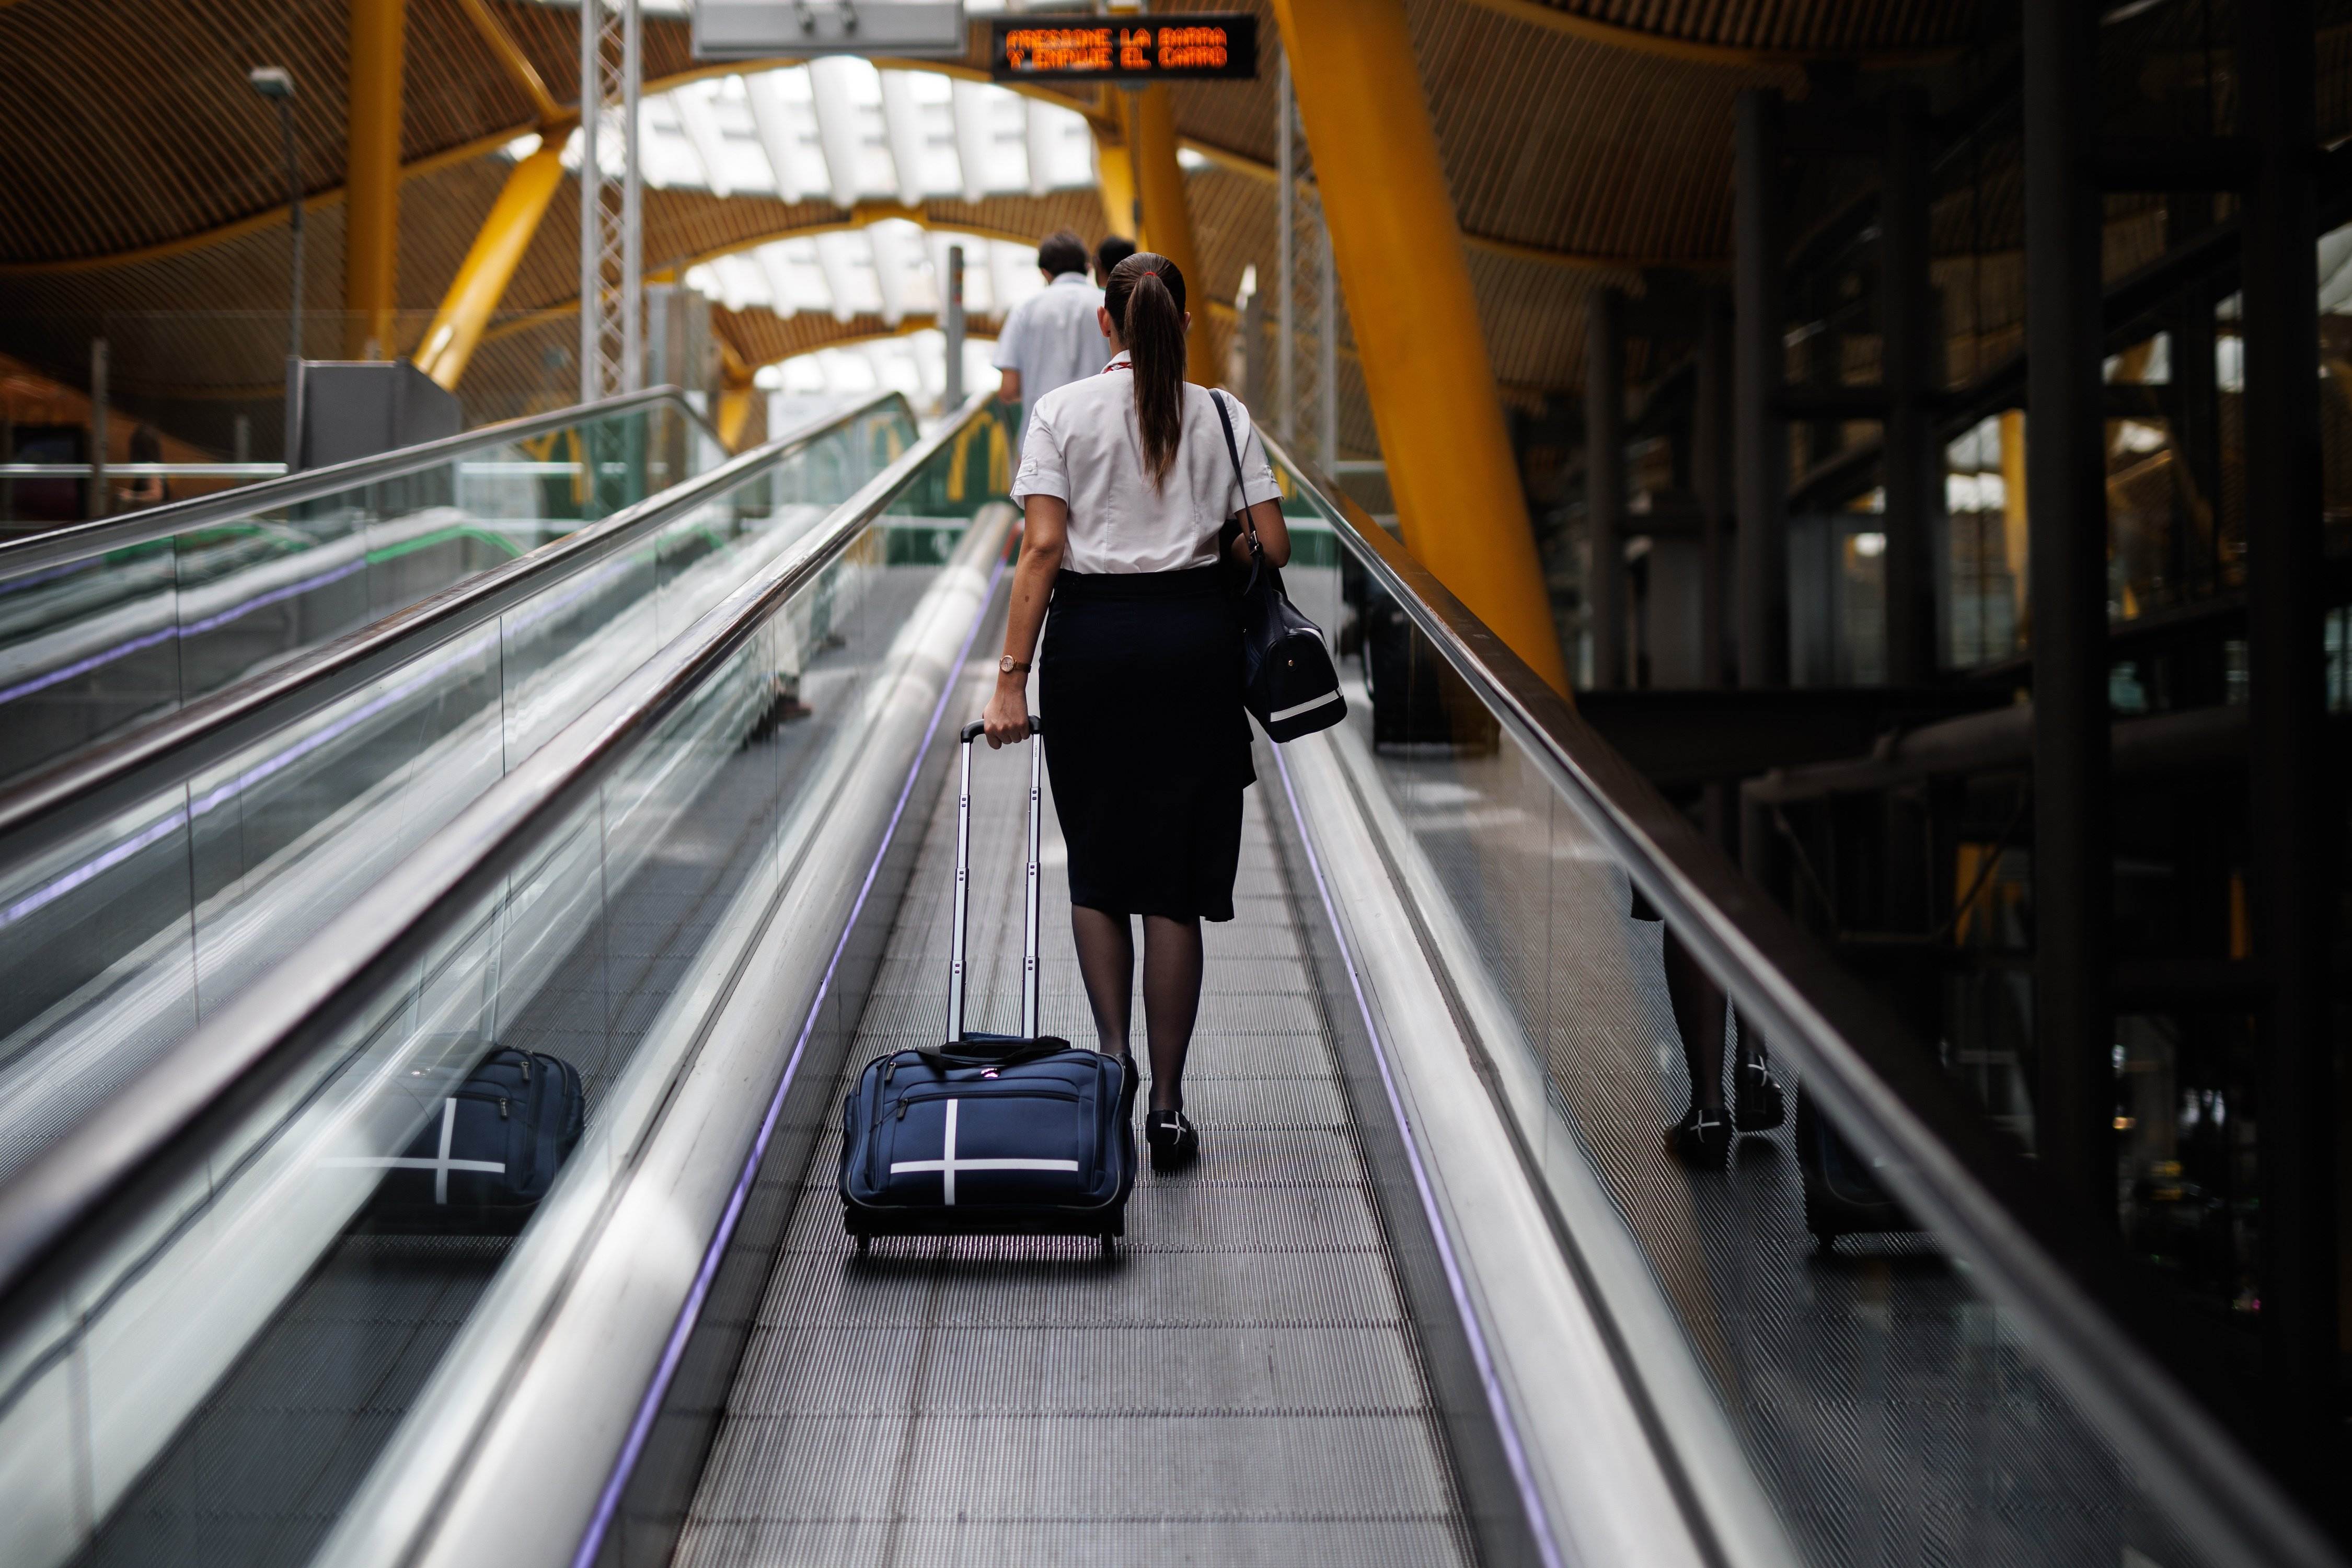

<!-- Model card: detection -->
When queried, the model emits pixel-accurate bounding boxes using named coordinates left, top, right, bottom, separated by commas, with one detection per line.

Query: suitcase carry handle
left=948, top=712, right=1044, bottom=1042
left=913, top=1037, right=1070, bottom=1073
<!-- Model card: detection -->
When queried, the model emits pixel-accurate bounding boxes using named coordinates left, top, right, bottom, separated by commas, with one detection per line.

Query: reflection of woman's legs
left=1070, top=905, right=1134, bottom=1056
left=1663, top=930, right=1726, bottom=1114
left=1139, top=915, right=1203, bottom=1114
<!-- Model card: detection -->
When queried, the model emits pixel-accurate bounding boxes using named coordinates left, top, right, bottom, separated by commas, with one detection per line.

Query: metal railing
left=0, top=386, right=707, bottom=575
left=1259, top=429, right=2338, bottom=1568
left=0, top=391, right=909, bottom=847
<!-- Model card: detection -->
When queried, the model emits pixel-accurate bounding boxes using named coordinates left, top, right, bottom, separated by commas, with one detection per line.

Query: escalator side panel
left=1256, top=732, right=1547, bottom=1568
left=591, top=601, right=1009, bottom=1568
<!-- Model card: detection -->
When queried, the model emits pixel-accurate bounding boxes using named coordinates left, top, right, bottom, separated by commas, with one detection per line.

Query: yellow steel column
left=1125, top=86, right=1200, bottom=283
left=1091, top=118, right=1140, bottom=243
left=1270, top=0, right=1569, bottom=691
left=1122, top=84, right=1213, bottom=374
left=412, top=147, right=567, bottom=390
left=345, top=0, right=406, bottom=359
left=714, top=337, right=760, bottom=450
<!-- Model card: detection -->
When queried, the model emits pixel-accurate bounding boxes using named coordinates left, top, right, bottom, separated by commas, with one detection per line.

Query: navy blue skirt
left=1039, top=567, right=1253, bottom=923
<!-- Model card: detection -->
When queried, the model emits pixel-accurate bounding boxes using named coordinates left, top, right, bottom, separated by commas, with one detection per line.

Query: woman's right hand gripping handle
left=977, top=696, right=1036, bottom=750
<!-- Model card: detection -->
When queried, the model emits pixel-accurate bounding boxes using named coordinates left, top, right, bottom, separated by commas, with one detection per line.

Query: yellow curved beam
left=413, top=146, right=568, bottom=389
left=1275, top=0, right=1570, bottom=693
left=452, top=0, right=564, bottom=124
left=1452, top=0, right=1961, bottom=70
left=1094, top=128, right=1140, bottom=243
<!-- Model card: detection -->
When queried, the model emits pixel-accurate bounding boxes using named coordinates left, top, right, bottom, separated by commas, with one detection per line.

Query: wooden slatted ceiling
left=1520, top=0, right=1982, bottom=53
left=15, top=0, right=2337, bottom=446
left=2, top=0, right=1988, bottom=271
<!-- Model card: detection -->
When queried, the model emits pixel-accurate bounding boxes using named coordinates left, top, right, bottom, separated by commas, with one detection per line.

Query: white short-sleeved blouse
left=1009, top=355, right=1285, bottom=574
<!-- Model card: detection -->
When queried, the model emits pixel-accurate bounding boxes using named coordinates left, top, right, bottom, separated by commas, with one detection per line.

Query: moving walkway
left=0, top=396, right=2332, bottom=1568
left=0, top=393, right=915, bottom=1187
left=0, top=388, right=721, bottom=787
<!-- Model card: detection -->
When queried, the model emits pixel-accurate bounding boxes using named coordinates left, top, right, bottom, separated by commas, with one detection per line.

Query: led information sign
left=988, top=16, right=1258, bottom=83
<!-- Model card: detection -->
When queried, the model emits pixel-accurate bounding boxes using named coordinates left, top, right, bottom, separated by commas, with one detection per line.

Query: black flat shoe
left=1146, top=1109, right=1200, bottom=1172
left=1734, top=1055, right=1785, bottom=1132
left=1666, top=1106, right=1731, bottom=1167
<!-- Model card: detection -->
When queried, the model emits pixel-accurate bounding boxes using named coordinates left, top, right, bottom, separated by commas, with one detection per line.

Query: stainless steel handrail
left=1260, top=432, right=2341, bottom=1568
left=0, top=393, right=913, bottom=844
left=0, top=391, right=996, bottom=1354
left=0, top=386, right=709, bottom=575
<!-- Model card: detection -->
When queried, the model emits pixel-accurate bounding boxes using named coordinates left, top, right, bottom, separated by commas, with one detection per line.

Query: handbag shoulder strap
left=1208, top=389, right=1263, bottom=563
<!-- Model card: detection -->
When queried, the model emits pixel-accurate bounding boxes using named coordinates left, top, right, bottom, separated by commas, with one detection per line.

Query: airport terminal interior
left=0, top=0, right=2347, bottom=1564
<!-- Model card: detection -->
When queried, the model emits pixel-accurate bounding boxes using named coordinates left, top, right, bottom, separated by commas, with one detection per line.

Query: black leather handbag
left=1209, top=391, right=1347, bottom=743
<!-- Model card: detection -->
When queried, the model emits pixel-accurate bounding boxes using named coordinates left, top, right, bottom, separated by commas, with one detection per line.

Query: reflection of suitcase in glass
left=1795, top=1087, right=1913, bottom=1249
left=354, top=1047, right=584, bottom=1232
left=1365, top=590, right=1499, bottom=751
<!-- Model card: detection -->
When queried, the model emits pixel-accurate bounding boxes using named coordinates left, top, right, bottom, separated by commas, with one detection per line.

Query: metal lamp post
left=247, top=67, right=303, bottom=363
left=248, top=66, right=303, bottom=463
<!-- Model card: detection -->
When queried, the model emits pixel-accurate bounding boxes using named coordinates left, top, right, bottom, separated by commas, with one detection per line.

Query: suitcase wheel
left=1098, top=1232, right=1117, bottom=1259
left=854, top=1232, right=871, bottom=1258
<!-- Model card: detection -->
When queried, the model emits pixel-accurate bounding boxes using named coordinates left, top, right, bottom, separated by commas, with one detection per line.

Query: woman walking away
left=983, top=252, right=1289, bottom=1173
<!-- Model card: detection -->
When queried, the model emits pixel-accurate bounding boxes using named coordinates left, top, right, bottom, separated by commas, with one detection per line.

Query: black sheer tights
left=1070, top=905, right=1203, bottom=1113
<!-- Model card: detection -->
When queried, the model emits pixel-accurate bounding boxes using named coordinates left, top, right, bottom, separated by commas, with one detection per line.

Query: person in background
left=990, top=230, right=1103, bottom=412
left=1093, top=233, right=1136, bottom=288
left=116, top=423, right=168, bottom=510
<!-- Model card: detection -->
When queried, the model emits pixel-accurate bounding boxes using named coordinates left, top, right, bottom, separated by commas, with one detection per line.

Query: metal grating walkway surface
left=674, top=729, right=1475, bottom=1567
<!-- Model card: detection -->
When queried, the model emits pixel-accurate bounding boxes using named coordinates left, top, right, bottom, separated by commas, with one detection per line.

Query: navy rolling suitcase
left=839, top=716, right=1137, bottom=1255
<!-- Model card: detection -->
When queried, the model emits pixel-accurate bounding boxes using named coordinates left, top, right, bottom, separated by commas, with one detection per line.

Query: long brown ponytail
left=1104, top=251, right=1187, bottom=489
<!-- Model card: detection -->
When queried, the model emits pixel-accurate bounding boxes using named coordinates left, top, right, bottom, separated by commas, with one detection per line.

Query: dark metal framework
left=1573, top=1, right=2348, bottom=1527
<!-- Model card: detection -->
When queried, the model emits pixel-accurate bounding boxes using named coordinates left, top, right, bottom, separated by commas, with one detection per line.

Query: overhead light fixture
left=694, top=0, right=965, bottom=59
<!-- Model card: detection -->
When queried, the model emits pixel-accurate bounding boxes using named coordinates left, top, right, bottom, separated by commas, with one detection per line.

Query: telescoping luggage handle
left=950, top=716, right=1043, bottom=1043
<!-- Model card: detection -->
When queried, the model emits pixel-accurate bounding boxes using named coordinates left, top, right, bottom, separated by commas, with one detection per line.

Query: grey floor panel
left=679, top=1516, right=1470, bottom=1568
left=679, top=756, right=1472, bottom=1567
left=765, top=1214, right=1407, bottom=1319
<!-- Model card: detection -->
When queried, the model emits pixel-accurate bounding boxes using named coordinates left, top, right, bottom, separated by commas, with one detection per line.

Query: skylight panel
left=756, top=238, right=834, bottom=316
left=815, top=229, right=884, bottom=319
left=808, top=57, right=897, bottom=207
left=668, top=80, right=735, bottom=197
left=1029, top=99, right=1096, bottom=191
left=870, top=340, right=926, bottom=400
left=702, top=77, right=779, bottom=198
left=926, top=230, right=994, bottom=314
left=633, top=96, right=701, bottom=191
left=888, top=70, right=964, bottom=203
left=816, top=346, right=879, bottom=396
left=713, top=252, right=770, bottom=313
left=743, top=69, right=828, bottom=205
left=949, top=81, right=1030, bottom=200
left=874, top=219, right=941, bottom=324
left=988, top=241, right=1041, bottom=319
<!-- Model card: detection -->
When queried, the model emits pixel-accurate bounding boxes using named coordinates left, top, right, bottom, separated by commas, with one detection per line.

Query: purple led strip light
left=2, top=547, right=647, bottom=931
left=1271, top=743, right=1567, bottom=1568
left=0, top=556, right=370, bottom=709
left=570, top=548, right=1007, bottom=1568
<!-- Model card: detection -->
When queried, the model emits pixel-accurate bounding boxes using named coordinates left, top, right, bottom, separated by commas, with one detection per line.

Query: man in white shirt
left=991, top=231, right=1104, bottom=409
